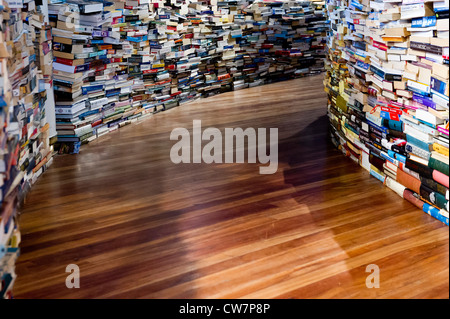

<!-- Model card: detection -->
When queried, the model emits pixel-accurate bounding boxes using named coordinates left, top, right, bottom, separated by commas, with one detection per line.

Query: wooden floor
left=14, top=75, right=449, bottom=299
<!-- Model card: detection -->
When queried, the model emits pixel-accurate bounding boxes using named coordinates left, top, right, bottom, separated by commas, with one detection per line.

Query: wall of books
left=1, top=0, right=54, bottom=298
left=49, top=0, right=328, bottom=154
left=324, top=0, right=449, bottom=225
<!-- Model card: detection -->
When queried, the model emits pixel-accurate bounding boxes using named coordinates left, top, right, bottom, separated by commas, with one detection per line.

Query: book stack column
left=324, top=0, right=449, bottom=225
left=49, top=0, right=117, bottom=153
left=32, top=3, right=57, bottom=147
left=238, top=0, right=328, bottom=84
left=1, top=0, right=53, bottom=298
left=119, top=0, right=171, bottom=116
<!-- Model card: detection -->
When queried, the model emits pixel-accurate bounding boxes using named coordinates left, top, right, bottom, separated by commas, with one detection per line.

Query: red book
left=55, top=57, right=75, bottom=66
left=91, top=119, right=103, bottom=128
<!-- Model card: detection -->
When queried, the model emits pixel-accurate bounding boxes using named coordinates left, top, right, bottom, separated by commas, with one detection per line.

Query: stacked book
left=1, top=0, right=53, bottom=298
left=32, top=10, right=54, bottom=84
left=48, top=0, right=328, bottom=152
left=239, top=0, right=329, bottom=82
left=49, top=0, right=114, bottom=153
left=324, top=0, right=449, bottom=225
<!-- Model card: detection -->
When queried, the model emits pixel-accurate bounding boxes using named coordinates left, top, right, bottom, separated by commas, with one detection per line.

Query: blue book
left=407, top=84, right=431, bottom=97
left=431, top=76, right=447, bottom=95
left=367, top=119, right=389, bottom=135
left=406, top=134, right=432, bottom=152
left=370, top=168, right=386, bottom=183
left=423, top=203, right=449, bottom=226
left=388, top=150, right=406, bottom=163
left=434, top=7, right=449, bottom=13
left=380, top=151, right=398, bottom=165
left=411, top=16, right=436, bottom=28
left=82, top=85, right=104, bottom=95
left=370, top=64, right=385, bottom=79
left=356, top=60, right=370, bottom=70
left=413, top=93, right=436, bottom=109
left=387, top=119, right=403, bottom=131
left=350, top=0, right=363, bottom=11
left=380, top=110, right=391, bottom=120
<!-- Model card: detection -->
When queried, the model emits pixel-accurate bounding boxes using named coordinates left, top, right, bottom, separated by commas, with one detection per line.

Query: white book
left=410, top=30, right=434, bottom=37
left=67, top=0, right=104, bottom=13
left=433, top=1, right=449, bottom=10
left=53, top=63, right=79, bottom=74
left=433, top=92, right=450, bottom=109
left=371, top=1, right=395, bottom=10
left=74, top=124, right=93, bottom=137
left=407, top=26, right=437, bottom=32
left=437, top=19, right=449, bottom=31
left=371, top=74, right=384, bottom=89
left=426, top=52, right=446, bottom=64
left=0, top=219, right=5, bottom=251
left=401, top=54, right=419, bottom=62
left=403, top=70, right=419, bottom=80
left=387, top=47, right=407, bottom=54
left=409, top=153, right=429, bottom=166
left=90, top=97, right=109, bottom=109
left=407, top=79, right=430, bottom=93
left=383, top=80, right=394, bottom=91
left=416, top=108, right=445, bottom=126
left=438, top=31, right=450, bottom=38
left=402, top=0, right=425, bottom=4
left=401, top=3, right=434, bottom=20
left=388, top=54, right=401, bottom=61
left=55, top=103, right=86, bottom=115
left=431, top=151, right=450, bottom=165
left=404, top=123, right=435, bottom=143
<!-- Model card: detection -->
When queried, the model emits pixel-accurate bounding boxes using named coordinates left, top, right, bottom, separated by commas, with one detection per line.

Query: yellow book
left=433, top=143, right=449, bottom=157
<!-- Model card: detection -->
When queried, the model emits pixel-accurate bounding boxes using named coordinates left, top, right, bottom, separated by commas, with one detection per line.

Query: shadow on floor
left=276, top=115, right=448, bottom=298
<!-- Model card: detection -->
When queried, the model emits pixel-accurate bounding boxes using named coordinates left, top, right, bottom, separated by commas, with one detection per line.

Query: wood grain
left=13, top=75, right=449, bottom=299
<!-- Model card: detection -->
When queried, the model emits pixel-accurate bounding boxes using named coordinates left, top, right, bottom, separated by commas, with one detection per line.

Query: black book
left=53, top=42, right=85, bottom=54
left=436, top=10, right=449, bottom=19
left=405, top=158, right=433, bottom=179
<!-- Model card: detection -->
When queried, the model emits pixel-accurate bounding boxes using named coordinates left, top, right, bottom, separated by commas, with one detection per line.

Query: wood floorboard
left=13, top=75, right=449, bottom=299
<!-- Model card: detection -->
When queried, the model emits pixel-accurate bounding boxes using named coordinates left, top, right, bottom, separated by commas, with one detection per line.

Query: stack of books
left=1, top=0, right=53, bottom=298
left=49, top=0, right=114, bottom=153
left=32, top=12, right=54, bottom=84
left=324, top=0, right=449, bottom=225
left=47, top=0, right=328, bottom=152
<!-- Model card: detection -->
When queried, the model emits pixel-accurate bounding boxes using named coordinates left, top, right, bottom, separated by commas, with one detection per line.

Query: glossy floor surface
left=14, top=75, right=449, bottom=298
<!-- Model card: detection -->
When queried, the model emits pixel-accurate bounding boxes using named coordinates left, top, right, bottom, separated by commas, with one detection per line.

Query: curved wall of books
left=324, top=0, right=449, bottom=226
left=1, top=1, right=54, bottom=298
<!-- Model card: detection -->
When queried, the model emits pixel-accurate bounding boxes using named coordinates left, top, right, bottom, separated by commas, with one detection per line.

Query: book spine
left=433, top=143, right=449, bottom=157
left=428, top=157, right=449, bottom=176
left=412, top=93, right=436, bottom=109
left=370, top=166, right=386, bottom=183
left=411, top=16, right=437, bottom=28
left=406, top=158, right=434, bottom=179
left=423, top=203, right=449, bottom=226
